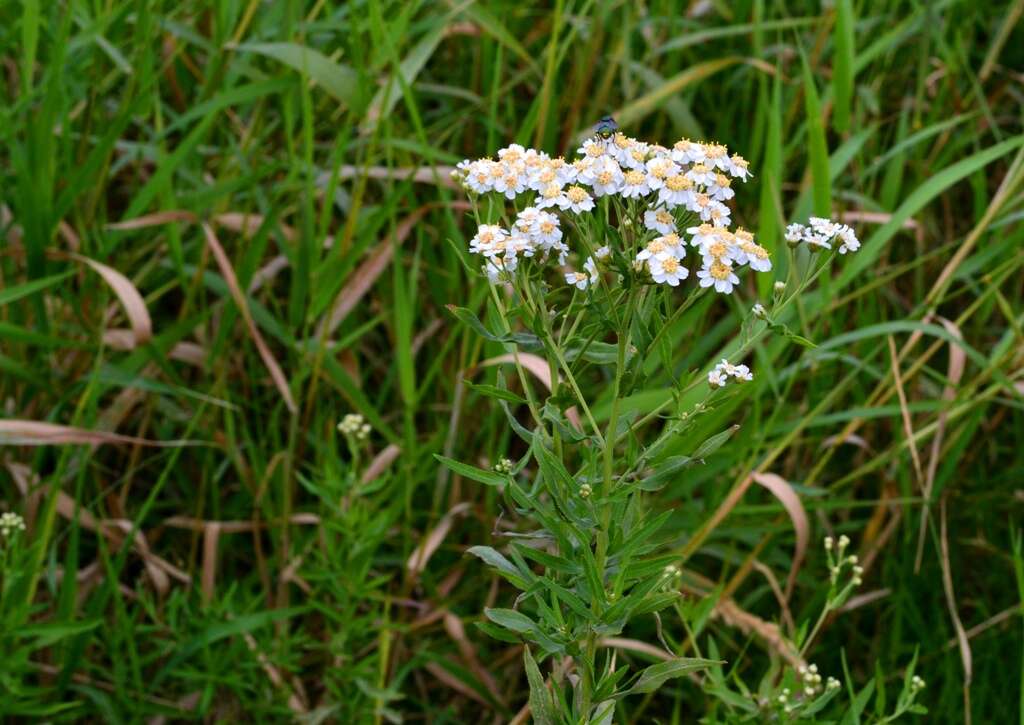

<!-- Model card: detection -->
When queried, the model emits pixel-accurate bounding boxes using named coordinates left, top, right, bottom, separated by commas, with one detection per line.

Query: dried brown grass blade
left=5, top=462, right=189, bottom=594
left=406, top=502, right=471, bottom=579
left=939, top=497, right=973, bottom=723
left=478, top=353, right=581, bottom=430
left=443, top=611, right=506, bottom=706
left=915, top=317, right=965, bottom=571
left=424, top=660, right=491, bottom=706
left=72, top=253, right=152, bottom=344
left=0, top=420, right=192, bottom=447
left=106, top=210, right=197, bottom=230
left=362, top=443, right=401, bottom=484
left=752, top=472, right=808, bottom=601
left=887, top=335, right=924, bottom=484
left=599, top=637, right=673, bottom=661
left=201, top=222, right=297, bottom=413
left=213, top=212, right=298, bottom=241
left=201, top=522, right=221, bottom=604
left=318, top=201, right=471, bottom=336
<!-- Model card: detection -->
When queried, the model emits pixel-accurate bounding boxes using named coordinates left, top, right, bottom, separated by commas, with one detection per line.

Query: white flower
left=621, top=141, right=651, bottom=170
left=702, top=143, right=730, bottom=170
left=536, top=182, right=566, bottom=209
left=559, top=185, right=595, bottom=214
left=648, top=253, right=689, bottom=286
left=0, top=512, right=25, bottom=537
left=644, top=206, right=677, bottom=235
left=535, top=213, right=563, bottom=246
left=584, top=256, right=600, bottom=283
left=836, top=226, right=861, bottom=254
left=594, top=245, right=611, bottom=260
left=752, top=303, right=767, bottom=318
left=725, top=153, right=752, bottom=180
left=583, top=157, right=624, bottom=197
left=658, top=174, right=695, bottom=208
left=636, top=234, right=684, bottom=263
left=707, top=173, right=735, bottom=201
left=733, top=230, right=772, bottom=272
left=697, top=231, right=737, bottom=266
left=644, top=156, right=679, bottom=190
left=464, top=159, right=499, bottom=193
left=469, top=225, right=508, bottom=257
left=565, top=270, right=591, bottom=290
left=670, top=138, right=705, bottom=165
left=697, top=259, right=740, bottom=293
left=576, top=138, right=609, bottom=160
left=708, top=358, right=753, bottom=387
left=685, top=163, right=715, bottom=187
left=618, top=169, right=650, bottom=198
left=786, top=217, right=861, bottom=253
left=483, top=256, right=515, bottom=282
left=338, top=414, right=371, bottom=440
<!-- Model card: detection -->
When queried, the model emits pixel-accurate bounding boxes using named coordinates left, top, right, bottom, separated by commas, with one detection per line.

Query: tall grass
left=0, top=0, right=1022, bottom=721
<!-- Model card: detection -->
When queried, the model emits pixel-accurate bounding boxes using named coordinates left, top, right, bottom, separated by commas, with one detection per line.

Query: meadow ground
left=1, top=1, right=1024, bottom=722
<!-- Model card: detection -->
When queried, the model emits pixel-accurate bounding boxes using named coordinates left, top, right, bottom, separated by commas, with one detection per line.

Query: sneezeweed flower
left=0, top=512, right=25, bottom=538
left=648, top=254, right=688, bottom=286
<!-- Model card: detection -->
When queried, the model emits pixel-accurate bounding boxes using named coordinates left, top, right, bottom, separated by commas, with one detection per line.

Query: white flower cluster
left=824, top=534, right=863, bottom=585
left=785, top=216, right=861, bottom=254
left=492, top=457, right=514, bottom=474
left=456, top=132, right=771, bottom=292
left=338, top=413, right=371, bottom=440
left=707, top=358, right=753, bottom=388
left=0, top=511, right=25, bottom=537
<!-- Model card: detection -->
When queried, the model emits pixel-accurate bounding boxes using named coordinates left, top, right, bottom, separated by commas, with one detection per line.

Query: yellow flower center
left=585, top=143, right=604, bottom=158
left=692, top=163, right=708, bottom=175
left=708, top=241, right=728, bottom=258
left=656, top=210, right=673, bottom=224
left=716, top=174, right=731, bottom=188
left=567, top=186, right=588, bottom=203
left=705, top=144, right=727, bottom=159
left=710, top=261, right=731, bottom=280
left=539, top=220, right=555, bottom=234
left=666, top=175, right=692, bottom=191
left=613, top=133, right=631, bottom=149
left=734, top=229, right=753, bottom=243
left=647, top=240, right=666, bottom=255
left=542, top=184, right=562, bottom=199
left=661, top=257, right=680, bottom=273
left=597, top=171, right=613, bottom=185
left=624, top=170, right=645, bottom=186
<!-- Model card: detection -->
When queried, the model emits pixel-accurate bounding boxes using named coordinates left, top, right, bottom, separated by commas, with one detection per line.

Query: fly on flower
left=594, top=115, right=618, bottom=139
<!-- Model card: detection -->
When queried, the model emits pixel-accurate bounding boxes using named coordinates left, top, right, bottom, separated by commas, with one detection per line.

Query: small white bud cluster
left=492, top=458, right=514, bottom=474
left=338, top=413, right=371, bottom=440
left=578, top=483, right=593, bottom=499
left=826, top=676, right=841, bottom=690
left=0, top=511, right=25, bottom=537
left=777, top=687, right=790, bottom=705
left=798, top=663, right=823, bottom=696
left=751, top=302, right=768, bottom=319
left=910, top=675, right=926, bottom=692
left=825, top=534, right=862, bottom=587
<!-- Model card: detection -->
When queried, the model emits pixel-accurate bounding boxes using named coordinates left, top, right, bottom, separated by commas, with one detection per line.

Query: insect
left=594, top=115, right=618, bottom=139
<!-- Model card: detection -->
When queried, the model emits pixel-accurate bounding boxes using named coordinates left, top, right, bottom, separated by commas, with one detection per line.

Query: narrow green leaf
left=434, top=454, right=509, bottom=486
left=238, top=42, right=360, bottom=107
left=523, top=647, right=557, bottom=725
left=627, top=658, right=720, bottom=695
left=832, top=0, right=856, bottom=133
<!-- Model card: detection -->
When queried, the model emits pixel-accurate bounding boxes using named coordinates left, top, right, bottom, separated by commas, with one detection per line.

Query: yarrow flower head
left=338, top=414, right=371, bottom=441
left=454, top=127, right=862, bottom=298
left=785, top=216, right=861, bottom=254
left=0, top=512, right=25, bottom=538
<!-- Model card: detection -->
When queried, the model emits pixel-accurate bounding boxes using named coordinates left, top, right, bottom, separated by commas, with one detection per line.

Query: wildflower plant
left=440, top=124, right=865, bottom=720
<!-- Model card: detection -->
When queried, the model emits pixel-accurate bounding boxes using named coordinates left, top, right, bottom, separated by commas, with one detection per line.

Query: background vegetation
left=1, top=0, right=1023, bottom=721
